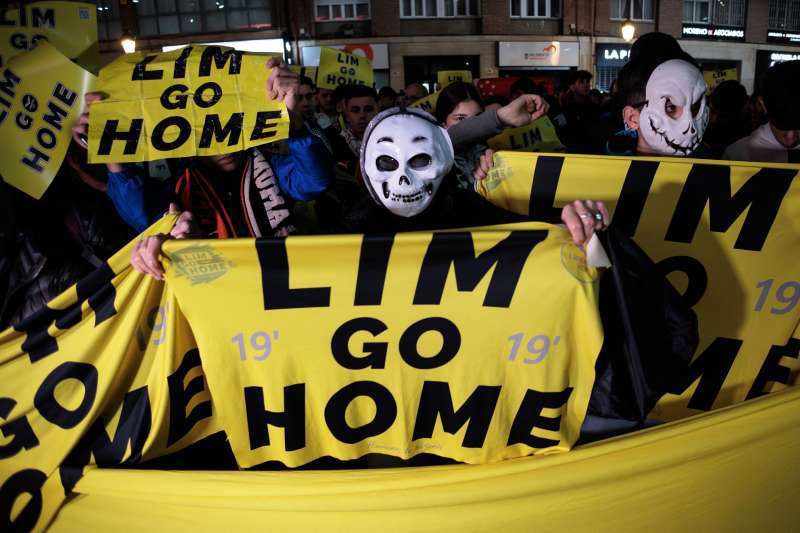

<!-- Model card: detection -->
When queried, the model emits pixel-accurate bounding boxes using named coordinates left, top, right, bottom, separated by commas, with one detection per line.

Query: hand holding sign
left=266, top=57, right=303, bottom=131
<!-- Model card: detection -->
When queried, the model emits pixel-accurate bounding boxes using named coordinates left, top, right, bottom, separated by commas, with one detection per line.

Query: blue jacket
left=106, top=131, right=333, bottom=232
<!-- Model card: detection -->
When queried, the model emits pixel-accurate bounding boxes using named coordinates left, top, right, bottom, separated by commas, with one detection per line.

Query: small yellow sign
left=437, top=70, right=473, bottom=88
left=316, top=47, right=374, bottom=90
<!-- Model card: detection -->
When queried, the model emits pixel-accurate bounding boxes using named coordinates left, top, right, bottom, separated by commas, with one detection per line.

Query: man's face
left=571, top=78, right=591, bottom=97
left=770, top=123, right=800, bottom=149
left=344, top=96, right=378, bottom=138
left=297, top=84, right=316, bottom=120
left=200, top=152, right=244, bottom=174
left=316, top=88, right=335, bottom=114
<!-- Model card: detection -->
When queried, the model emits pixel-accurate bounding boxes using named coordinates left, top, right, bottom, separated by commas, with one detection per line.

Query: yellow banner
left=87, top=45, right=290, bottom=164
left=437, top=70, right=472, bottom=88
left=409, top=89, right=440, bottom=114
left=0, top=41, right=95, bottom=199
left=477, top=152, right=800, bottom=419
left=317, top=47, right=374, bottom=90
left=487, top=117, right=565, bottom=153
left=0, top=2, right=98, bottom=72
left=50, top=386, right=800, bottom=531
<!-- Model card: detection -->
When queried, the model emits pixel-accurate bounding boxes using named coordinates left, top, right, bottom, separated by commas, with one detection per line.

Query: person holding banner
left=434, top=81, right=488, bottom=189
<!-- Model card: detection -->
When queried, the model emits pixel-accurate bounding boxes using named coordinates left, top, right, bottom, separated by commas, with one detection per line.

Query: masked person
left=606, top=50, right=709, bottom=157
left=353, top=106, right=608, bottom=245
left=723, top=60, right=800, bottom=163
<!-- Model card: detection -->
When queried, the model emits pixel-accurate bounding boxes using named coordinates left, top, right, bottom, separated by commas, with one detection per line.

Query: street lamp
left=120, top=30, right=136, bottom=54
left=621, top=20, right=636, bottom=43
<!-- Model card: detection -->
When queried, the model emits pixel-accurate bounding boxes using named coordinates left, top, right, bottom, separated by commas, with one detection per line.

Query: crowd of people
left=1, top=31, right=798, bottom=329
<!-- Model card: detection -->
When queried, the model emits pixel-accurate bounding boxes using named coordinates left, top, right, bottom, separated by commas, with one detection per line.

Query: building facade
left=98, top=0, right=800, bottom=93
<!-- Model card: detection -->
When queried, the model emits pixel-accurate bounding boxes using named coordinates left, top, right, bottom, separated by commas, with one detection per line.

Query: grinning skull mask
left=638, top=59, right=709, bottom=156
left=361, top=107, right=454, bottom=217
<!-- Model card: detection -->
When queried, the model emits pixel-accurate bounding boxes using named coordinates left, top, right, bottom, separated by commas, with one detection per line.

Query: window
left=683, top=0, right=745, bottom=26
left=769, top=0, right=800, bottom=30
left=97, top=0, right=122, bottom=41
left=610, top=0, right=654, bottom=21
left=136, top=0, right=272, bottom=37
left=316, top=0, right=370, bottom=21
left=510, top=0, right=561, bottom=18
left=400, top=0, right=480, bottom=18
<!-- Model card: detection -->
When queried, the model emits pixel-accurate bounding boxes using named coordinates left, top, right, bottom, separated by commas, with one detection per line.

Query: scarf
left=340, top=125, right=362, bottom=157
left=175, top=149, right=296, bottom=239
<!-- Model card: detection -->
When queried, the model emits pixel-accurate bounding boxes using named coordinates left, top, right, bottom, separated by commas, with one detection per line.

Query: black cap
left=763, top=60, right=800, bottom=131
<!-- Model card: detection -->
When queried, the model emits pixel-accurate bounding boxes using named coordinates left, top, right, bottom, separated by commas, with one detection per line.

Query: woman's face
left=444, top=99, right=483, bottom=129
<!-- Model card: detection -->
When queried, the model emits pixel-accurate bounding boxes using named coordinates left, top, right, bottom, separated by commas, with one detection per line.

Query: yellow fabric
left=0, top=41, right=95, bottom=199
left=88, top=45, right=289, bottom=164
left=477, top=151, right=800, bottom=419
left=488, top=117, right=565, bottom=153
left=50, top=386, right=800, bottom=532
left=410, top=89, right=441, bottom=114
left=0, top=2, right=98, bottom=72
left=316, top=47, right=373, bottom=90
left=437, top=70, right=472, bottom=88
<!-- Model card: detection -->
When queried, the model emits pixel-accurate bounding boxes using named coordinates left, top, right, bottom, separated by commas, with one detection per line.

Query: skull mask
left=639, top=59, right=709, bottom=156
left=361, top=107, right=454, bottom=218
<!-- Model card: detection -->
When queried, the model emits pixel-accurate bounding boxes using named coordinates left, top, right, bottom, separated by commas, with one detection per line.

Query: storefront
left=497, top=41, right=579, bottom=94
left=594, top=43, right=630, bottom=92
left=754, top=49, right=800, bottom=90
left=300, top=42, right=390, bottom=88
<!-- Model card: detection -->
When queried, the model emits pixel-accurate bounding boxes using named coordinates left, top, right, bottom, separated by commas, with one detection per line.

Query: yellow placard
left=289, top=65, right=318, bottom=85
left=0, top=2, right=98, bottom=72
left=409, top=89, right=440, bottom=115
left=703, top=68, right=738, bottom=93
left=87, top=45, right=290, bottom=164
left=477, top=151, right=800, bottom=419
left=437, top=70, right=473, bottom=88
left=0, top=41, right=95, bottom=199
left=316, top=47, right=374, bottom=90
left=487, top=116, right=565, bottom=153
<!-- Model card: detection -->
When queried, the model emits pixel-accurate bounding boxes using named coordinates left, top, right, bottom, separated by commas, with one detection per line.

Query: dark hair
left=342, top=84, right=377, bottom=106
left=434, top=81, right=483, bottom=123
left=378, top=86, right=397, bottom=98
left=710, top=80, right=748, bottom=113
left=762, top=60, right=800, bottom=130
left=629, top=32, right=683, bottom=63
left=567, top=70, right=592, bottom=86
left=298, top=76, right=315, bottom=89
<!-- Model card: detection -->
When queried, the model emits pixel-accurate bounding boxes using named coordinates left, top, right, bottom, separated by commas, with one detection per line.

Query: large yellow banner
left=477, top=151, right=800, bottom=419
left=488, top=117, right=565, bottom=153
left=0, top=219, right=601, bottom=530
left=0, top=2, right=98, bottom=72
left=88, top=45, right=290, bottom=164
left=0, top=41, right=95, bottom=199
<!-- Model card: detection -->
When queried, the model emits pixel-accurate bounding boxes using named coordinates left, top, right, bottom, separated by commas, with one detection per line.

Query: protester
left=723, top=60, right=800, bottom=163
left=560, top=70, right=605, bottom=153
left=703, top=80, right=751, bottom=158
left=315, top=87, right=337, bottom=129
left=296, top=75, right=317, bottom=123
left=404, top=82, right=428, bottom=102
left=378, top=86, right=398, bottom=110
left=433, top=81, right=487, bottom=188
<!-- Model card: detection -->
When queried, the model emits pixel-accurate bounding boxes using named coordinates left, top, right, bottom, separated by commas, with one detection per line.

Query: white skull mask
left=361, top=108, right=454, bottom=217
left=639, top=59, right=709, bottom=156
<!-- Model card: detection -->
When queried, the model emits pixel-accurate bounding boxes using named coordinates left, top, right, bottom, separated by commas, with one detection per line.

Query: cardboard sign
left=0, top=41, right=95, bottom=199
left=88, top=45, right=290, bottom=164
left=0, top=2, right=98, bottom=72
left=316, top=46, right=373, bottom=90
left=703, top=68, right=738, bottom=94
left=437, top=70, right=472, bottom=88
left=487, top=117, right=565, bottom=153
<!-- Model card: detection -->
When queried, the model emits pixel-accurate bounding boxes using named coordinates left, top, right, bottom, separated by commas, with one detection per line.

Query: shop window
left=315, top=0, right=370, bottom=21
left=136, top=0, right=272, bottom=37
left=400, top=0, right=480, bottom=18
left=97, top=0, right=122, bottom=41
left=769, top=0, right=800, bottom=30
left=610, top=0, right=654, bottom=21
left=683, top=0, right=745, bottom=26
left=510, top=0, right=561, bottom=18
